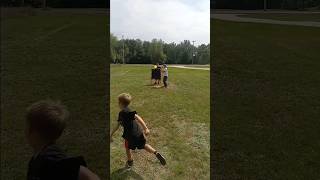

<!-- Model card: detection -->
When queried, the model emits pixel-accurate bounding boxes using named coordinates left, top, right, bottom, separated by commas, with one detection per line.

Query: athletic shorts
left=124, top=135, right=146, bottom=150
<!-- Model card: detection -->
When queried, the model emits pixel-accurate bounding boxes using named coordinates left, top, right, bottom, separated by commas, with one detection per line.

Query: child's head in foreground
left=25, top=100, right=69, bottom=150
left=118, top=93, right=132, bottom=109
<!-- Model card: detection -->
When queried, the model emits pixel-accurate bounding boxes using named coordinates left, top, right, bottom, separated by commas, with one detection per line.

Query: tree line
left=211, top=0, right=320, bottom=9
left=1, top=0, right=108, bottom=8
left=111, top=34, right=210, bottom=65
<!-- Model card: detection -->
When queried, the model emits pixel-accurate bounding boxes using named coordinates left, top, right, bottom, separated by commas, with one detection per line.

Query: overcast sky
left=111, top=0, right=210, bottom=46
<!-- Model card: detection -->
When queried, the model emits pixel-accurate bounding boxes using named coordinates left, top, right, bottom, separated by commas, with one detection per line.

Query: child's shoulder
left=119, top=108, right=137, bottom=116
left=37, top=145, right=87, bottom=166
left=122, top=107, right=135, bottom=112
left=38, top=144, right=67, bottom=161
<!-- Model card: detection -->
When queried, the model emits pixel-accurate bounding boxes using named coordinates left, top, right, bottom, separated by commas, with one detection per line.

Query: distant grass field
left=212, top=19, right=320, bottom=179
left=239, top=13, right=320, bottom=22
left=184, top=65, right=210, bottom=68
left=110, top=65, right=210, bottom=179
left=1, top=10, right=108, bottom=179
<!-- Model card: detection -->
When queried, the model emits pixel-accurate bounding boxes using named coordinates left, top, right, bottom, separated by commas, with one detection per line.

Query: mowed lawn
left=212, top=19, right=320, bottom=179
left=239, top=13, right=320, bottom=22
left=110, top=65, right=210, bottom=179
left=1, top=11, right=108, bottom=179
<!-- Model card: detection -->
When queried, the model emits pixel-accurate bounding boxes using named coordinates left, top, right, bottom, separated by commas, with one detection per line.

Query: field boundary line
left=35, top=23, right=74, bottom=41
left=211, top=13, right=320, bottom=27
left=170, top=65, right=210, bottom=70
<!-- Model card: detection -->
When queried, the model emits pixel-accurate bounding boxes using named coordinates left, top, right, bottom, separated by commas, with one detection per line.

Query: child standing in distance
left=162, top=64, right=169, bottom=88
left=151, top=64, right=157, bottom=85
left=110, top=93, right=166, bottom=168
left=25, top=100, right=100, bottom=180
left=155, top=63, right=162, bottom=85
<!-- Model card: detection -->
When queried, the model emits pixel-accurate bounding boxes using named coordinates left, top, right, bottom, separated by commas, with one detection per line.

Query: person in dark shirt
left=151, top=64, right=157, bottom=85
left=110, top=93, right=166, bottom=168
left=156, top=63, right=162, bottom=85
left=25, top=100, right=100, bottom=180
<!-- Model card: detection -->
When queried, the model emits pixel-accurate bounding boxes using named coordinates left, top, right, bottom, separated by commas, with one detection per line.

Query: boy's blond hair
left=26, top=100, right=69, bottom=142
left=118, top=93, right=132, bottom=107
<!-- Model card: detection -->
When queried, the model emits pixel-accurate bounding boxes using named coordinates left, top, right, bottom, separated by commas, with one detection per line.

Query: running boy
left=26, top=100, right=100, bottom=180
left=110, top=93, right=166, bottom=168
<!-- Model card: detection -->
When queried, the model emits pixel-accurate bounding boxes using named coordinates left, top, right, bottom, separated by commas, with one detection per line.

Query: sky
left=111, top=0, right=210, bottom=46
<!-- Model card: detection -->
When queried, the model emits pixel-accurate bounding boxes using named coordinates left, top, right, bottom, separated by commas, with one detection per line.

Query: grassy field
left=110, top=65, right=210, bottom=179
left=212, top=19, right=320, bottom=179
left=239, top=13, right=320, bottom=22
left=184, top=65, right=210, bottom=68
left=1, top=10, right=108, bottom=179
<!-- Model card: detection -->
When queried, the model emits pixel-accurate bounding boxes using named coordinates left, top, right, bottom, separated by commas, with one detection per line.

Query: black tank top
left=27, top=144, right=86, bottom=180
left=118, top=107, right=143, bottom=140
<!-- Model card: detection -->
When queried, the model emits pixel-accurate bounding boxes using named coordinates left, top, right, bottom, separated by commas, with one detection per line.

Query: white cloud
left=111, top=0, right=210, bottom=46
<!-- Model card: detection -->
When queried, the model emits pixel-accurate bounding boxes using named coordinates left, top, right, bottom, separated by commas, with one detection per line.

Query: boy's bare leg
left=144, top=144, right=166, bottom=165
left=126, top=148, right=133, bottom=161
left=125, top=148, right=134, bottom=168
left=144, top=144, right=156, bottom=154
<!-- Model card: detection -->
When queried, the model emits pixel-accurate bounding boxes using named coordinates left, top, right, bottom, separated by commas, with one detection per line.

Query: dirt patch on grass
left=173, top=118, right=210, bottom=153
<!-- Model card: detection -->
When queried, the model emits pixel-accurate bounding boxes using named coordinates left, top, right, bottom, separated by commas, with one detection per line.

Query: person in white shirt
left=162, top=64, right=168, bottom=88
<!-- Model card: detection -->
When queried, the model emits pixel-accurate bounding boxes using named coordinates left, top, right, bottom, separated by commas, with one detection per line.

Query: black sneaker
left=126, top=160, right=133, bottom=169
left=155, top=152, right=166, bottom=166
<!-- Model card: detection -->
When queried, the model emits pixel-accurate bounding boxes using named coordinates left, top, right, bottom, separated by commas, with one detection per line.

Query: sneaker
left=125, top=160, right=133, bottom=169
left=155, top=152, right=166, bottom=166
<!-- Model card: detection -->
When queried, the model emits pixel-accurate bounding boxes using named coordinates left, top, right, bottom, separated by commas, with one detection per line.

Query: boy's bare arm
left=78, top=166, right=100, bottom=180
left=110, top=122, right=120, bottom=137
left=135, top=114, right=150, bottom=135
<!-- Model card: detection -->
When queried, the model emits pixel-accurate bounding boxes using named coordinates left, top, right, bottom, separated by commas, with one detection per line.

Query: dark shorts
left=163, top=76, right=168, bottom=81
left=156, top=73, right=161, bottom=80
left=151, top=71, right=156, bottom=79
left=124, top=134, right=146, bottom=150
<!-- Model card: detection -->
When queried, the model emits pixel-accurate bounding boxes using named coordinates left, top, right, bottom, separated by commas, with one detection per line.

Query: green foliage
left=110, top=34, right=210, bottom=64
left=148, top=39, right=167, bottom=64
left=197, top=44, right=210, bottom=64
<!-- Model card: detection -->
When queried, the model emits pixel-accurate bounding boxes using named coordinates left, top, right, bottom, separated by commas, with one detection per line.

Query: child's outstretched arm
left=110, top=122, right=120, bottom=142
left=135, top=114, right=150, bottom=135
left=79, top=166, right=100, bottom=180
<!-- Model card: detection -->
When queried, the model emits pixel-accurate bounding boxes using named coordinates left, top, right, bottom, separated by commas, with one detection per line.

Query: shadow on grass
left=151, top=85, right=165, bottom=89
left=111, top=167, right=144, bottom=180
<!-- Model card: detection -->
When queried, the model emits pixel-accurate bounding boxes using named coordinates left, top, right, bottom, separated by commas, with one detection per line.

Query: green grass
left=1, top=11, right=108, bottom=179
left=239, top=13, right=320, bottom=22
left=184, top=65, right=210, bottom=68
left=212, top=19, right=320, bottom=179
left=110, top=65, right=210, bottom=179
